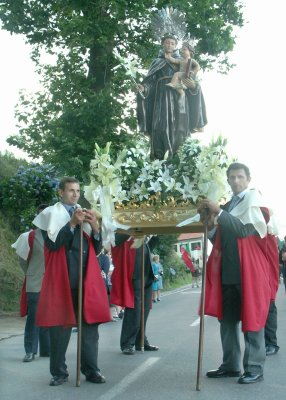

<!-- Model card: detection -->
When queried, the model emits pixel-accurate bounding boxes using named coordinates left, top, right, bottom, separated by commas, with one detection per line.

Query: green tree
left=0, top=0, right=244, bottom=181
left=155, top=234, right=179, bottom=260
left=0, top=151, right=29, bottom=179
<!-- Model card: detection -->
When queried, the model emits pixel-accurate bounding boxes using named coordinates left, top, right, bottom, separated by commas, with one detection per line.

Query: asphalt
left=0, top=279, right=284, bottom=342
left=1, top=283, right=286, bottom=400
left=0, top=313, right=25, bottom=341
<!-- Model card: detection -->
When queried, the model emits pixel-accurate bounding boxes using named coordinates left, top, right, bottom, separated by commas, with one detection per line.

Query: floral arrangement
left=84, top=135, right=232, bottom=211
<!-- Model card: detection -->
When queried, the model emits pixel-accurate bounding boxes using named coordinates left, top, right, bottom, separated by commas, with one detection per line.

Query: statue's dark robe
left=137, top=49, right=207, bottom=159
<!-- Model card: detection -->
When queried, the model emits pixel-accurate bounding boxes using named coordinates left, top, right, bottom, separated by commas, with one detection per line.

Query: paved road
left=1, top=284, right=286, bottom=400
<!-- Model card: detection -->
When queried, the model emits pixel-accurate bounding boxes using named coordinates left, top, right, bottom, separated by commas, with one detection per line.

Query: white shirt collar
left=235, top=188, right=249, bottom=200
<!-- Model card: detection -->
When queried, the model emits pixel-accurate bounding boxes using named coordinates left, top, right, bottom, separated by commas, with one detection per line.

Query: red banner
left=180, top=247, right=195, bottom=272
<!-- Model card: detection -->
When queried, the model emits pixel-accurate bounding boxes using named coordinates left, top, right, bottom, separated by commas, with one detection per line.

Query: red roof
left=178, top=233, right=202, bottom=241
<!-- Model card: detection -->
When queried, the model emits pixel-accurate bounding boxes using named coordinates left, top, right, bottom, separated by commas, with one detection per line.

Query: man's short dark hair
left=58, top=176, right=80, bottom=191
left=226, top=162, right=251, bottom=179
left=37, top=204, right=49, bottom=214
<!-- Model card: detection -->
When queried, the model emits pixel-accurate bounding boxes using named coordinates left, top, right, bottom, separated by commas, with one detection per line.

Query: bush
left=161, top=250, right=193, bottom=290
left=0, top=163, right=59, bottom=232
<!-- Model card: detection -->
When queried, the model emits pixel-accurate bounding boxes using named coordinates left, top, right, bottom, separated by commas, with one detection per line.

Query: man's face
left=59, top=182, right=80, bottom=205
left=163, top=38, right=177, bottom=53
left=227, top=168, right=251, bottom=195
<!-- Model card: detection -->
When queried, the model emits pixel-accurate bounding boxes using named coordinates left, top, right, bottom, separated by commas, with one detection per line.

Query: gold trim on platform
left=113, top=204, right=203, bottom=235
left=114, top=206, right=197, bottom=227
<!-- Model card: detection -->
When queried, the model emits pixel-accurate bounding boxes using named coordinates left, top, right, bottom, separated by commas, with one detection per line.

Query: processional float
left=76, top=5, right=230, bottom=390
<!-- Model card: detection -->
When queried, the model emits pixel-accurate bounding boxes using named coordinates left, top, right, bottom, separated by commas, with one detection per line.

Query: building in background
left=175, top=233, right=203, bottom=260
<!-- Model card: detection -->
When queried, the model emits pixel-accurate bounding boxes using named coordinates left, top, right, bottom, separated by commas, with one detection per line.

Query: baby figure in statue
left=165, top=42, right=200, bottom=97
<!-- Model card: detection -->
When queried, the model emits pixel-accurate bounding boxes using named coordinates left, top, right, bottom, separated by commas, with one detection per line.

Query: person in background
left=264, top=236, right=280, bottom=355
left=107, top=258, right=124, bottom=320
left=191, top=258, right=200, bottom=288
left=33, top=176, right=110, bottom=386
left=198, top=162, right=279, bottom=384
left=12, top=204, right=50, bottom=362
left=98, top=248, right=120, bottom=321
left=152, top=255, right=163, bottom=302
left=157, top=258, right=164, bottom=301
left=279, top=235, right=286, bottom=291
left=98, top=248, right=110, bottom=290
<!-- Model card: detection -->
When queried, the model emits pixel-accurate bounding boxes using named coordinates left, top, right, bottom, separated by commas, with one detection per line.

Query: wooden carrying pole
left=76, top=222, right=84, bottom=387
left=196, top=220, right=208, bottom=391
left=139, top=236, right=145, bottom=351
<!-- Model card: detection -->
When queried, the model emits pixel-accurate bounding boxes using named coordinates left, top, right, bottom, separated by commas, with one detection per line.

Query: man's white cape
left=11, top=231, right=31, bottom=260
left=230, top=189, right=278, bottom=238
left=177, top=189, right=279, bottom=238
left=12, top=203, right=95, bottom=264
left=32, top=202, right=92, bottom=242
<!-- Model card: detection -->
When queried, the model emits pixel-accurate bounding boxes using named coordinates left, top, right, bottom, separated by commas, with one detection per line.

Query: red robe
left=204, top=228, right=279, bottom=332
left=36, top=233, right=111, bottom=327
left=110, top=239, right=136, bottom=308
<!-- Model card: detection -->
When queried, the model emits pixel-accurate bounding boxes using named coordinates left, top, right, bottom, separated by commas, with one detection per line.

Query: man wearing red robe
left=111, top=234, right=159, bottom=355
left=180, top=247, right=195, bottom=272
left=198, top=162, right=279, bottom=384
left=33, top=177, right=110, bottom=386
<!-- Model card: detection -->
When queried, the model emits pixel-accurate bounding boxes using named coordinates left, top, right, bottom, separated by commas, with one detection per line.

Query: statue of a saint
left=137, top=33, right=207, bottom=160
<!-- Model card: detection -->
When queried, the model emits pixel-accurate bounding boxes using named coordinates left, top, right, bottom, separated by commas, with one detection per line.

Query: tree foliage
left=0, top=151, right=29, bottom=179
left=0, top=0, right=244, bottom=181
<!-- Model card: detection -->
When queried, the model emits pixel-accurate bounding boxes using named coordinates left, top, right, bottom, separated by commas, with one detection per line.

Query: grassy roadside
left=0, top=211, right=23, bottom=312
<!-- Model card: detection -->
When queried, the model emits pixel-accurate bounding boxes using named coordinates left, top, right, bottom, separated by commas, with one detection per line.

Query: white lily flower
left=150, top=159, right=164, bottom=171
left=158, top=166, right=171, bottom=182
left=136, top=183, right=150, bottom=201
left=148, top=180, right=162, bottom=193
left=114, top=189, right=129, bottom=203
left=124, top=157, right=137, bottom=168
left=130, top=185, right=139, bottom=196
left=137, top=168, right=152, bottom=182
left=163, top=177, right=176, bottom=192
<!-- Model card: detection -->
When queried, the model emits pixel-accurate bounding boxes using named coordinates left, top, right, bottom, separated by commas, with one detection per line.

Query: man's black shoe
left=266, top=345, right=279, bottom=356
left=86, top=372, right=106, bottom=383
left=122, top=347, right=135, bottom=355
left=23, top=353, right=35, bottom=362
left=206, top=368, right=241, bottom=378
left=49, top=376, right=68, bottom=386
left=135, top=344, right=159, bottom=351
left=238, top=372, right=263, bottom=384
